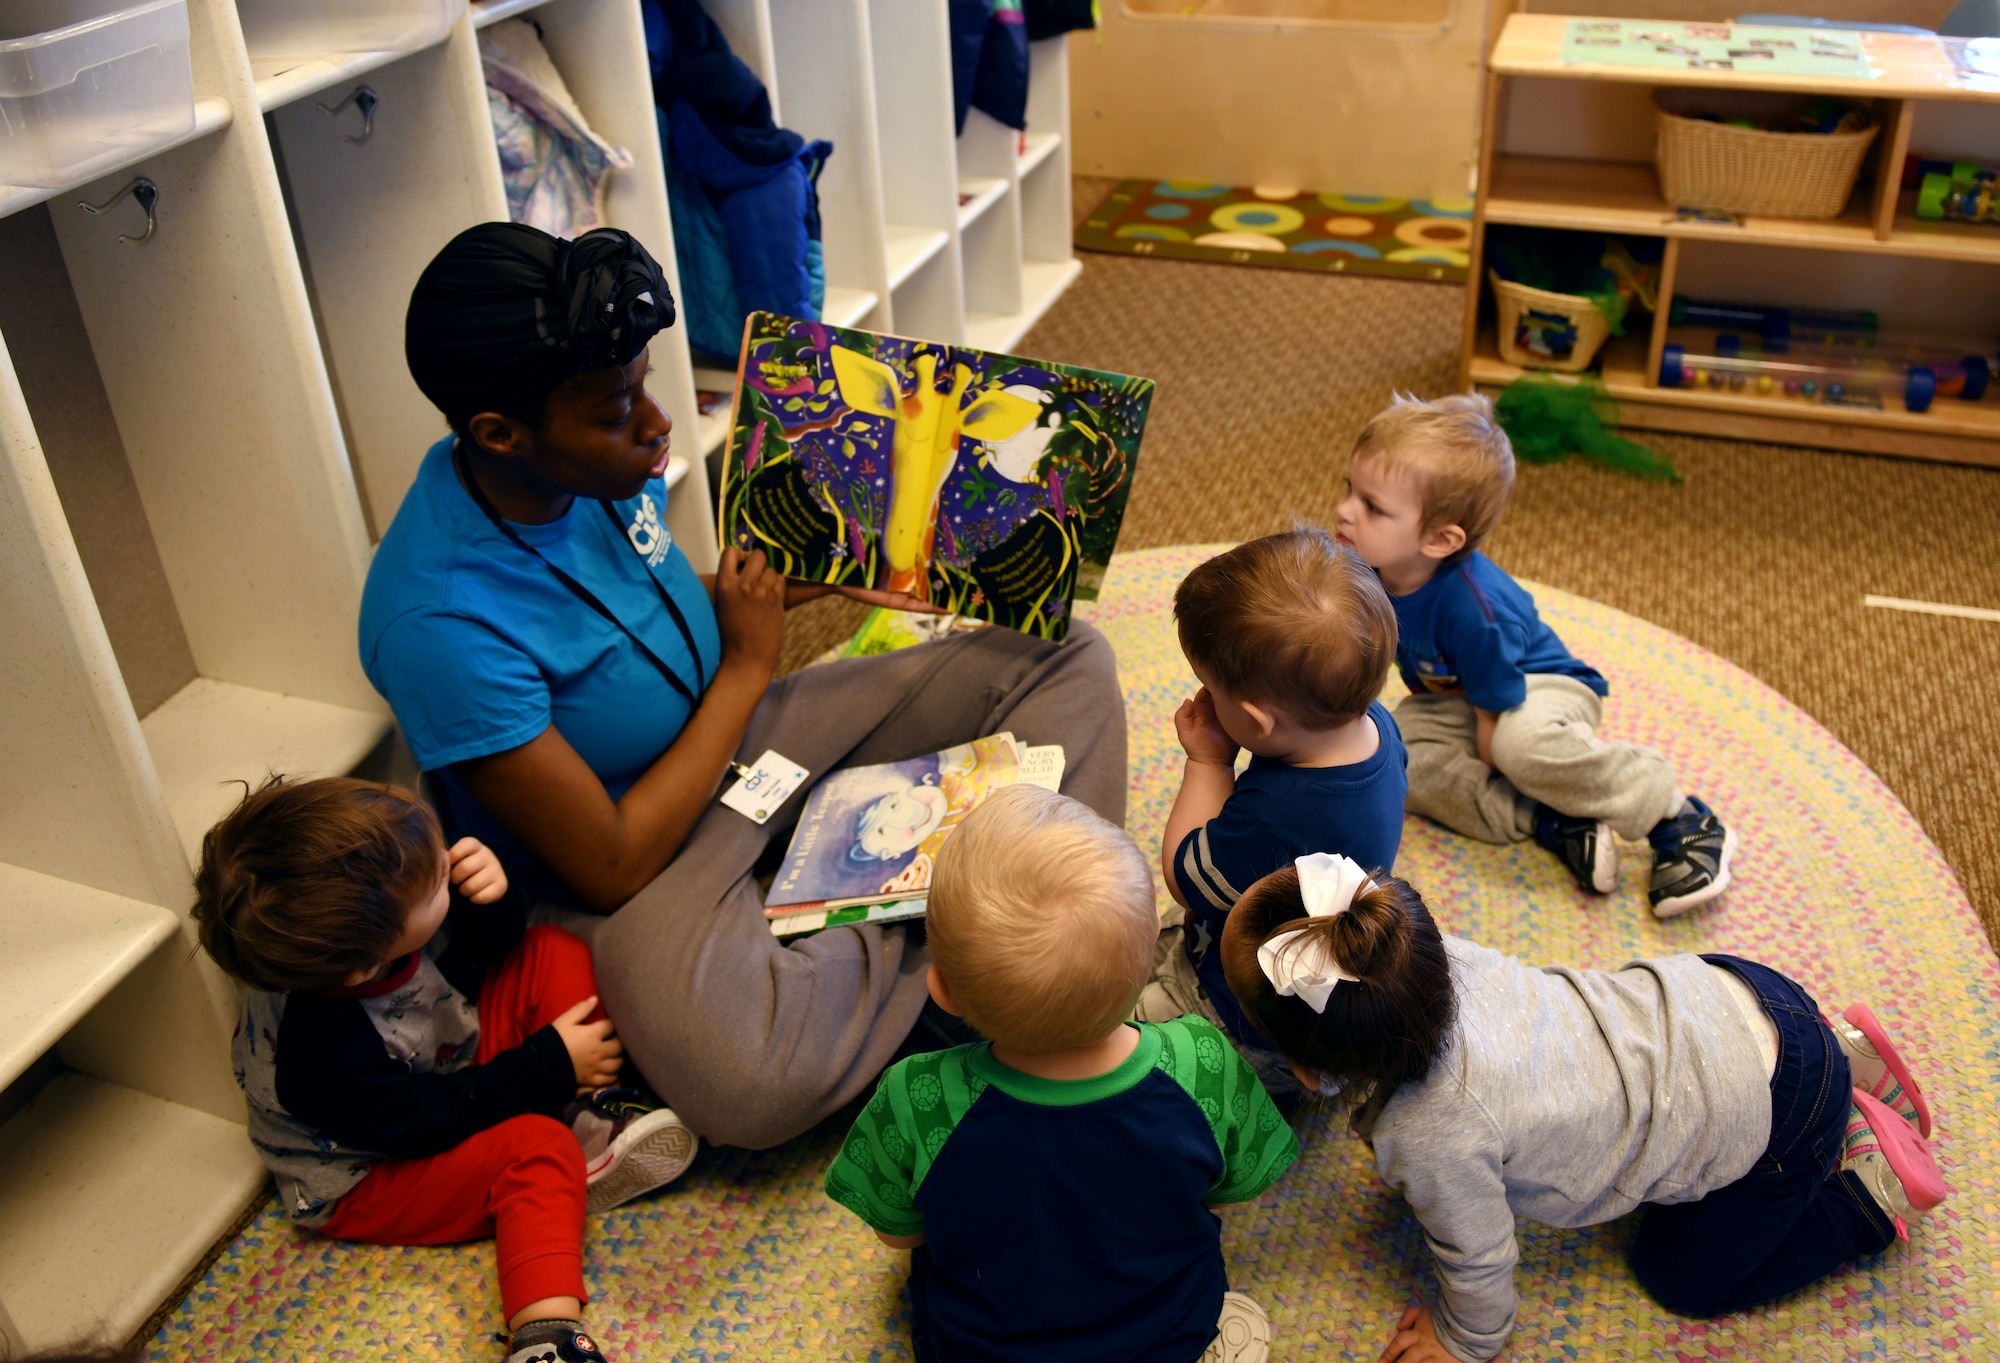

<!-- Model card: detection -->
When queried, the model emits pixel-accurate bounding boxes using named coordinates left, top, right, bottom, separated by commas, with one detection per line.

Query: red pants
left=321, top=925, right=598, bottom=1320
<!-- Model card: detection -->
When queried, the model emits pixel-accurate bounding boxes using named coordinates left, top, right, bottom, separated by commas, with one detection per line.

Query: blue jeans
left=1630, top=955, right=1900, bottom=1317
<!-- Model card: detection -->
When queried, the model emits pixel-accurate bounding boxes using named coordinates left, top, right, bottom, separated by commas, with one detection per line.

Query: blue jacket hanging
left=642, top=0, right=828, bottom=361
left=949, top=0, right=1029, bottom=133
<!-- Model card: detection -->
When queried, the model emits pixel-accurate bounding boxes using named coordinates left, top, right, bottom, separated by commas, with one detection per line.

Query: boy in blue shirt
left=1335, top=392, right=1733, bottom=917
left=826, top=785, right=1297, bottom=1363
left=1159, top=529, right=1408, bottom=1090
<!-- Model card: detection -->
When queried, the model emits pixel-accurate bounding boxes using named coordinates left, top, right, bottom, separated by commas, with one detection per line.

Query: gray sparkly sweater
left=1368, top=936, right=1772, bottom=1362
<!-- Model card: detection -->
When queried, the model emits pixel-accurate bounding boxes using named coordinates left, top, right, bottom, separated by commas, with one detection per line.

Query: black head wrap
left=405, top=222, right=676, bottom=429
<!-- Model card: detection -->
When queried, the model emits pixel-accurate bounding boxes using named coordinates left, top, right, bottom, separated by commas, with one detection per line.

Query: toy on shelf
left=1668, top=295, right=1877, bottom=344
left=1695, top=97, right=1870, bottom=136
left=1901, top=155, right=2000, bottom=224
left=1659, top=324, right=1992, bottom=413
left=1488, top=227, right=1662, bottom=371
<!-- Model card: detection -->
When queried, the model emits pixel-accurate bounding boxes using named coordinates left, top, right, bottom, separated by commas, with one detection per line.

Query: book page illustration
left=718, top=313, right=1153, bottom=640
left=767, top=734, right=1023, bottom=910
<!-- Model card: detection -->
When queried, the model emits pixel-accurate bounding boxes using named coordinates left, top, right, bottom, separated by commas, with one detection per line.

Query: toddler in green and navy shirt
left=825, top=784, right=1298, bottom=1363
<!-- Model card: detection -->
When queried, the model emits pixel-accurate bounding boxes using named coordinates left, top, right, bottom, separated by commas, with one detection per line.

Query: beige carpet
left=784, top=177, right=2000, bottom=946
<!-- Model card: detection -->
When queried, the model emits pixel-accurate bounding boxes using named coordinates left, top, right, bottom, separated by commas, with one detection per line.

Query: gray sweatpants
left=1397, top=673, right=1678, bottom=844
left=593, top=621, right=1127, bottom=1149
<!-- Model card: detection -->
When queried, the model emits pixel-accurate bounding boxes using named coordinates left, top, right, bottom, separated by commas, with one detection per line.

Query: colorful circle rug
left=1074, top=180, right=1472, bottom=283
left=147, top=546, right=1995, bottom=1361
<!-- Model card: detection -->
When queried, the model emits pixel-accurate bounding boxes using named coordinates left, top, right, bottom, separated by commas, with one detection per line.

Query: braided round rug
left=148, top=545, right=1997, bottom=1362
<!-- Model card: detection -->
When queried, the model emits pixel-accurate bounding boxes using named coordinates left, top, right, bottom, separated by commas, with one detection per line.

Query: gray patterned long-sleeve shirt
left=1369, top=936, right=1772, bottom=1362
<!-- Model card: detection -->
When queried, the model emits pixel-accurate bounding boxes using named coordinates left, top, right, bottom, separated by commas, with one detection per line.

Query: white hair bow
left=1255, top=853, right=1375, bottom=1013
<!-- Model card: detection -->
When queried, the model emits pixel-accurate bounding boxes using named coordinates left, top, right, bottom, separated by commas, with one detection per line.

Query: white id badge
left=719, top=750, right=810, bottom=824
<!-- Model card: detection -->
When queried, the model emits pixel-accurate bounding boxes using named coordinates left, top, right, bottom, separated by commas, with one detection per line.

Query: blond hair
left=927, top=784, right=1157, bottom=1054
left=1352, top=391, right=1515, bottom=563
left=1175, top=527, right=1396, bottom=728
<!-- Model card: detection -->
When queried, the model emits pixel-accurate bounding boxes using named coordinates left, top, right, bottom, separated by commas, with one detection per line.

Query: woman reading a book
left=358, top=224, right=1127, bottom=1150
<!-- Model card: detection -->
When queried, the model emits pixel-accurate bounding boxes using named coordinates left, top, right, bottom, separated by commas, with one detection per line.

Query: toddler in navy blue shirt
left=1157, top=529, right=1408, bottom=1092
left=1335, top=392, right=1733, bottom=917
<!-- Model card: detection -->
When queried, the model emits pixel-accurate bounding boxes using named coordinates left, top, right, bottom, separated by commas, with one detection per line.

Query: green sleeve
left=823, top=1047, right=986, bottom=1235
left=1153, top=1016, right=1300, bottom=1204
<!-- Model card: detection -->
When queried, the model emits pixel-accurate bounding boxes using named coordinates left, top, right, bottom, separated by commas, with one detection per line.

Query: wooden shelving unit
left=1462, top=11, right=2000, bottom=468
left=0, top=1, right=1079, bottom=1349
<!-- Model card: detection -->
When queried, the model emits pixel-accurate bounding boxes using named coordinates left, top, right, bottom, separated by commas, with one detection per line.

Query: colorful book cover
left=717, top=312, right=1154, bottom=641
left=765, top=733, right=1063, bottom=914
left=766, top=734, right=1021, bottom=913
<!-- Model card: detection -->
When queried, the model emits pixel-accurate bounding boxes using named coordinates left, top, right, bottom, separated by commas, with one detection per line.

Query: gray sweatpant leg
left=593, top=621, right=1127, bottom=1149
left=1398, top=674, right=1678, bottom=845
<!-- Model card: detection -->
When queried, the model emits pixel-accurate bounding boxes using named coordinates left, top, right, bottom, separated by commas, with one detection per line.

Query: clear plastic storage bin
left=234, top=0, right=465, bottom=62
left=0, top=0, right=194, bottom=190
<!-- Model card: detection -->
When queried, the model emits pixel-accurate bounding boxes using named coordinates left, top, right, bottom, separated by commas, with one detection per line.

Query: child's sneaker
left=1200, top=1292, right=1271, bottom=1363
left=505, top=1319, right=606, bottom=1363
left=568, top=1087, right=698, bottom=1212
left=1646, top=797, right=1735, bottom=917
left=1532, top=804, right=1618, bottom=894
left=1843, top=1089, right=1947, bottom=1242
left=1833, top=1002, right=1932, bottom=1138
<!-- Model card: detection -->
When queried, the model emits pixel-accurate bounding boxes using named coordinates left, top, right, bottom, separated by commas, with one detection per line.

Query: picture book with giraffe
left=716, top=311, right=1154, bottom=641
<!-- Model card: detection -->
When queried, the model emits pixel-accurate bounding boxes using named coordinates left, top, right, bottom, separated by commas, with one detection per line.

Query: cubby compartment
left=770, top=0, right=887, bottom=333
left=265, top=31, right=501, bottom=536
left=1017, top=39, right=1080, bottom=312
left=469, top=0, right=714, bottom=561
left=865, top=0, right=957, bottom=342
left=962, top=202, right=1027, bottom=349
left=1, top=198, right=389, bottom=866
left=890, top=245, right=966, bottom=345
left=0, top=884, right=262, bottom=1357
left=236, top=0, right=464, bottom=63
left=0, top=0, right=196, bottom=190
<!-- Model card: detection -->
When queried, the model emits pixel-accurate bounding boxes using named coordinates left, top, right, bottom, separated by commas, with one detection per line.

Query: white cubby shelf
left=0, top=0, right=1076, bottom=1350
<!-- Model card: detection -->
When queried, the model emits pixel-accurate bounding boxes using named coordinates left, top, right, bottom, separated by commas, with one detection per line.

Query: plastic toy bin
left=0, top=0, right=194, bottom=191
left=234, top=0, right=465, bottom=63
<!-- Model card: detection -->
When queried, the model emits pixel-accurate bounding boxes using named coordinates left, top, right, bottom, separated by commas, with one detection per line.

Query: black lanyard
left=453, top=443, right=708, bottom=706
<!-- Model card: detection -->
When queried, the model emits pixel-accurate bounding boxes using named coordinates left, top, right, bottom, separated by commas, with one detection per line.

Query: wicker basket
left=1490, top=271, right=1612, bottom=373
left=1654, top=89, right=1878, bottom=219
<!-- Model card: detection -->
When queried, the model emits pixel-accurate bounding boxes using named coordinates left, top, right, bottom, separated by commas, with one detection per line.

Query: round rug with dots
left=146, top=546, right=1995, bottom=1362
left=1075, top=180, right=1472, bottom=283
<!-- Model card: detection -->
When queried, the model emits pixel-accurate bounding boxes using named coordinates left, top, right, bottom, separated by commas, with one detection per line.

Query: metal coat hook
left=77, top=177, right=159, bottom=245
left=317, top=85, right=378, bottom=144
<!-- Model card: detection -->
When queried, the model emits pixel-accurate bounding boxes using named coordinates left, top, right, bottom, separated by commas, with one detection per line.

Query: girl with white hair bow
left=1219, top=853, right=1944, bottom=1363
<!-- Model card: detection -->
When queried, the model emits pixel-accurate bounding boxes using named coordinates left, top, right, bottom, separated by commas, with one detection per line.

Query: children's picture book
left=765, top=733, right=1063, bottom=915
left=717, top=312, right=1154, bottom=642
left=769, top=899, right=929, bottom=940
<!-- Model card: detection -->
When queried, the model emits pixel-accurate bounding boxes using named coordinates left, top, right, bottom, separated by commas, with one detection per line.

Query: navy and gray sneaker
left=505, top=1320, right=605, bottom=1363
left=1647, top=796, right=1736, bottom=917
left=566, top=1087, right=698, bottom=1212
left=1532, top=803, right=1618, bottom=894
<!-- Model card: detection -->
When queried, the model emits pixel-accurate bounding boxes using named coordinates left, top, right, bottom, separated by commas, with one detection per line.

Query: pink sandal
left=1840, top=1002, right=1933, bottom=1139
left=1846, top=1089, right=1947, bottom=1241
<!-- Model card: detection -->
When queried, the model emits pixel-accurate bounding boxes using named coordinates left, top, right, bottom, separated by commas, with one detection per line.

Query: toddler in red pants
left=192, top=776, right=697, bottom=1362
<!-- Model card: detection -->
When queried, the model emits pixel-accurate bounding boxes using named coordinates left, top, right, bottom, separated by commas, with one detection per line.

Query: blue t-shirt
left=826, top=1019, right=1299, bottom=1363
left=1172, top=701, right=1407, bottom=1045
left=358, top=437, right=721, bottom=863
left=1388, top=551, right=1607, bottom=713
